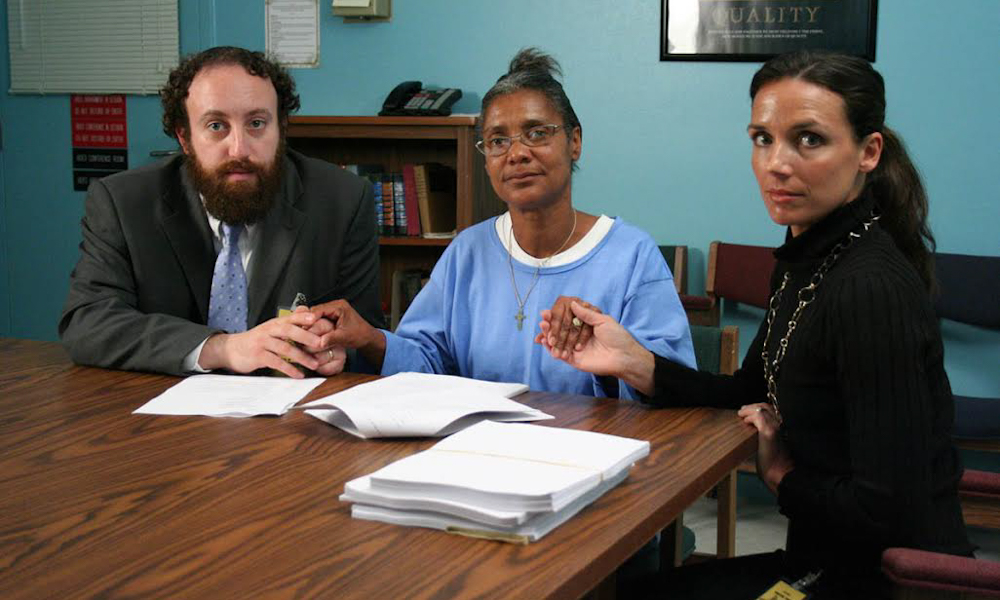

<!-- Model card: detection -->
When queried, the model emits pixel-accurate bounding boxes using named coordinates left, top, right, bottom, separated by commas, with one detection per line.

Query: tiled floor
left=685, top=474, right=1000, bottom=561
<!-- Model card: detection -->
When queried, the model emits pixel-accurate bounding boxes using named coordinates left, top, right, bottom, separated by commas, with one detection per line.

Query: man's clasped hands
left=198, top=295, right=605, bottom=380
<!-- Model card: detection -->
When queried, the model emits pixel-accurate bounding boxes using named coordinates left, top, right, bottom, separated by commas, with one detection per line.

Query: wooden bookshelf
left=286, top=115, right=503, bottom=314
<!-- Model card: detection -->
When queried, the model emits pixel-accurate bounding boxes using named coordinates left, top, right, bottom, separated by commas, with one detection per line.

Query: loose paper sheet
left=297, top=372, right=549, bottom=438
left=133, top=374, right=325, bottom=417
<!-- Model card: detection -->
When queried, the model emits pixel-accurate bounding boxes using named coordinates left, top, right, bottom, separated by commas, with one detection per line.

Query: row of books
left=342, top=163, right=458, bottom=237
left=340, top=419, right=649, bottom=543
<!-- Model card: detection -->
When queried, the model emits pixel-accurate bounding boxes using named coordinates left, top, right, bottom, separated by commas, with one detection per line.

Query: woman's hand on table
left=738, top=403, right=794, bottom=494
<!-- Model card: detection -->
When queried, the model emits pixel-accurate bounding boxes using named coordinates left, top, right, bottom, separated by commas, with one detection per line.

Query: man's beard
left=186, top=138, right=285, bottom=225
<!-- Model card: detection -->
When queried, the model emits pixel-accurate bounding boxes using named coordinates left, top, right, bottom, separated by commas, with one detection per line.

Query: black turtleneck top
left=651, top=194, right=974, bottom=578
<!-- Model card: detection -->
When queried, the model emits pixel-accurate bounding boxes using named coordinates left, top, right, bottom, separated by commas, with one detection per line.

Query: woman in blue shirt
left=310, top=48, right=694, bottom=397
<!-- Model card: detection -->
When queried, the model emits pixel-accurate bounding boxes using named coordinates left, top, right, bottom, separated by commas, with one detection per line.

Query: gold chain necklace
left=506, top=210, right=577, bottom=331
left=761, top=212, right=879, bottom=420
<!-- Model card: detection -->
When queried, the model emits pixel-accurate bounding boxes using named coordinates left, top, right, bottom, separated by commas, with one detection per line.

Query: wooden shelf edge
left=379, top=236, right=453, bottom=247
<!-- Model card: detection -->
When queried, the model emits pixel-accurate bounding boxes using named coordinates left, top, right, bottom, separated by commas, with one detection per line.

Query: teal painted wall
left=1, top=0, right=996, bottom=395
left=0, top=3, right=9, bottom=335
left=0, top=145, right=8, bottom=334
left=0, top=0, right=210, bottom=341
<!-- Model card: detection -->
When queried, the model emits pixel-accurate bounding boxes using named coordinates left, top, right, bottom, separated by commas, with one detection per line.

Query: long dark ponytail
left=750, top=51, right=936, bottom=291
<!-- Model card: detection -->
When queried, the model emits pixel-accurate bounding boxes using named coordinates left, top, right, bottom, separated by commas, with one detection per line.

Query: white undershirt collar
left=495, top=212, right=614, bottom=268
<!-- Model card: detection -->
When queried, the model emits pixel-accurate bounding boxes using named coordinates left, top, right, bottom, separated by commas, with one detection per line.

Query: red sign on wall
left=71, top=95, right=129, bottom=190
left=71, top=95, right=128, bottom=148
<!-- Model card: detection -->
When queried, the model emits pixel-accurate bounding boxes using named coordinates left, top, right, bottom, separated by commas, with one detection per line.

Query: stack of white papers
left=296, top=372, right=551, bottom=438
left=340, top=420, right=649, bottom=543
left=133, top=375, right=325, bottom=417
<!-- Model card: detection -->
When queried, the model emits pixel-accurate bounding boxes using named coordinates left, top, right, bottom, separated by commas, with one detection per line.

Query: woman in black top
left=539, top=51, right=973, bottom=598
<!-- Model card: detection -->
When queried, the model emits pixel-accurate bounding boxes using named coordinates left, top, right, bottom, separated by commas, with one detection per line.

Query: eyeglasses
left=475, top=124, right=563, bottom=157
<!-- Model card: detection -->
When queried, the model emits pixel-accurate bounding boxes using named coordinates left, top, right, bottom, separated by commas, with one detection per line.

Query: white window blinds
left=7, top=0, right=179, bottom=95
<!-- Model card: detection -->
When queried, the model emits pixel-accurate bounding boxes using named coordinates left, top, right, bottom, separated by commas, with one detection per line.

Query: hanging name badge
left=758, top=570, right=822, bottom=600
left=757, top=580, right=808, bottom=600
left=272, top=292, right=309, bottom=376
left=278, top=292, right=309, bottom=319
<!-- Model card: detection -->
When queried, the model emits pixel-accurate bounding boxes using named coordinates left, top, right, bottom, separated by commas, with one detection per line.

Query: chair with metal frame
left=881, top=251, right=1000, bottom=600
left=933, top=252, right=1000, bottom=454
left=932, top=252, right=1000, bottom=530
left=882, top=547, right=1000, bottom=599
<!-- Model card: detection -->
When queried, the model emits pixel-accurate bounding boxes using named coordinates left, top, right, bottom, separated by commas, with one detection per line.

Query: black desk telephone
left=379, top=81, right=462, bottom=116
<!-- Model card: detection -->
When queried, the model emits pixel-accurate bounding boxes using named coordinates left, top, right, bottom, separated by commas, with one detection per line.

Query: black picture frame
left=660, top=0, right=878, bottom=62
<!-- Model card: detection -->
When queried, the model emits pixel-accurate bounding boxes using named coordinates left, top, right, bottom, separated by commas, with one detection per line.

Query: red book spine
left=402, top=164, right=421, bottom=236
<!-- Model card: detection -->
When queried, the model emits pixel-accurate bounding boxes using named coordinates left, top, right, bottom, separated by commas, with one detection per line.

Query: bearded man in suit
left=60, top=46, right=380, bottom=377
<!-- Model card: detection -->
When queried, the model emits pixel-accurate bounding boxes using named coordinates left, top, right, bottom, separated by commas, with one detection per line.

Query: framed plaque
left=661, top=0, right=878, bottom=62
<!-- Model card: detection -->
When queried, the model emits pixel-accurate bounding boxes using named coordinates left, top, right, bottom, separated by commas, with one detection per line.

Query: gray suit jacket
left=59, top=149, right=381, bottom=375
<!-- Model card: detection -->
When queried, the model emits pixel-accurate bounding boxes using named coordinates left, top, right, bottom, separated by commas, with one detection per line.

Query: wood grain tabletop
left=0, top=338, right=755, bottom=600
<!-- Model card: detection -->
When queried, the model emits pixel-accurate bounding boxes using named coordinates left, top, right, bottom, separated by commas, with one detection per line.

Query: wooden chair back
left=703, top=241, right=777, bottom=324
left=658, top=245, right=688, bottom=295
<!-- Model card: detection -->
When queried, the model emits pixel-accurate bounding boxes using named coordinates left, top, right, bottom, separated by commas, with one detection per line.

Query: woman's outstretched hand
left=536, top=301, right=655, bottom=396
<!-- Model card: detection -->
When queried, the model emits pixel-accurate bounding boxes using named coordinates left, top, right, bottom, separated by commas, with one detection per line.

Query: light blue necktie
left=207, top=223, right=248, bottom=333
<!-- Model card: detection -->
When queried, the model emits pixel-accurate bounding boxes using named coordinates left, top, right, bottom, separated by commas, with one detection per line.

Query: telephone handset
left=379, top=81, right=462, bottom=117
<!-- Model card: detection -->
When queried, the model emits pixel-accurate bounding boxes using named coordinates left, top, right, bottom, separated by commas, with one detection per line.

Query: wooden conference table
left=0, top=339, right=755, bottom=599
